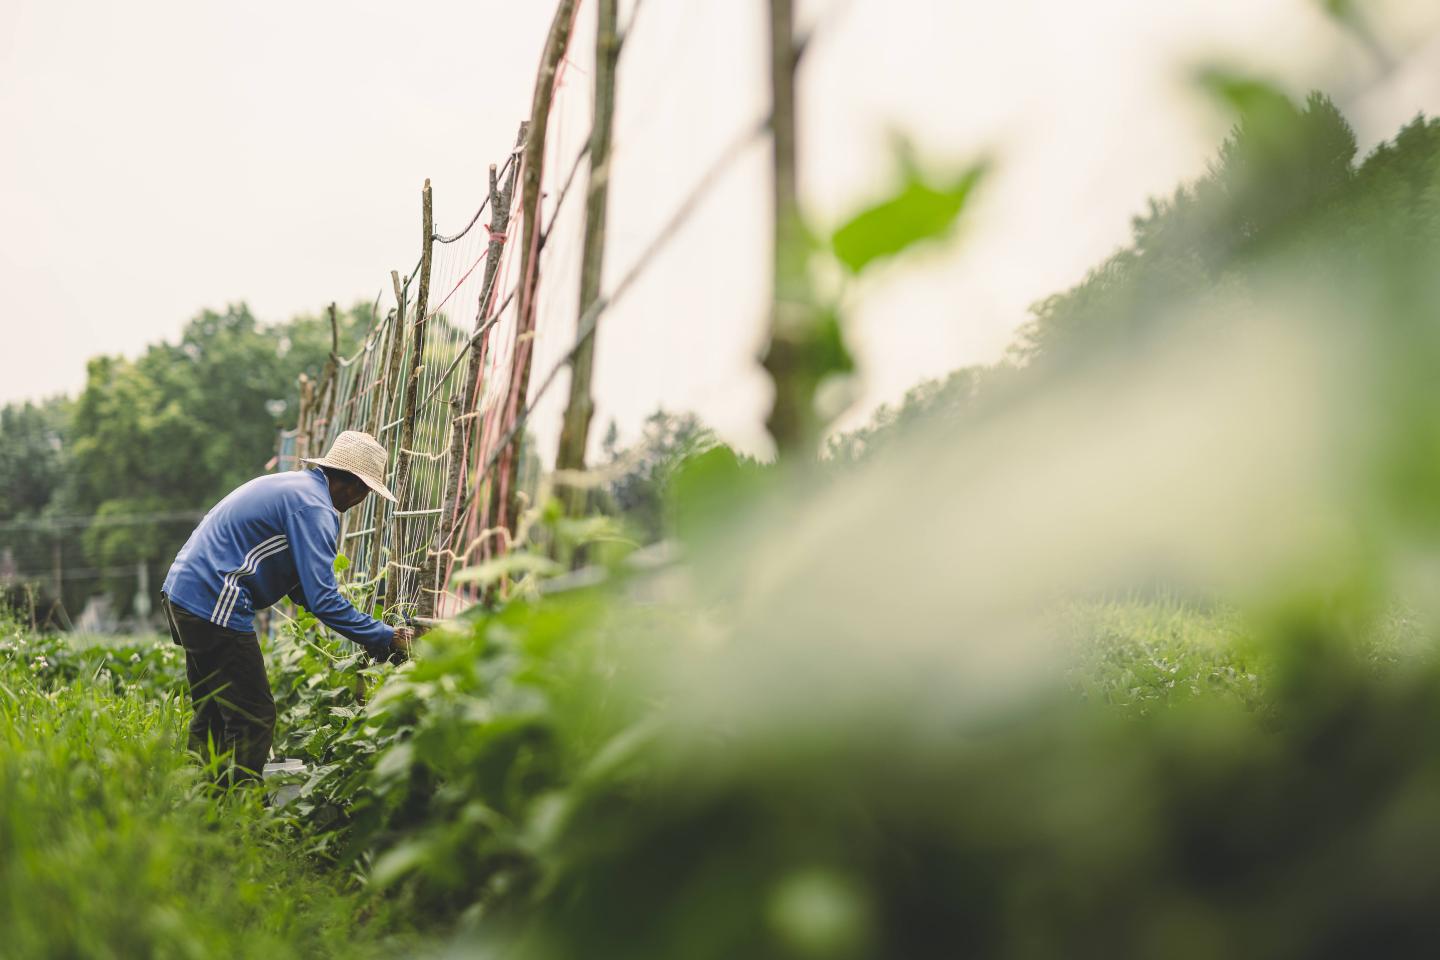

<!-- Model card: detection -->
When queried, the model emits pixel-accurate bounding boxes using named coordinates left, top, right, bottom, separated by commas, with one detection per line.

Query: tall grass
left=0, top=619, right=420, bottom=960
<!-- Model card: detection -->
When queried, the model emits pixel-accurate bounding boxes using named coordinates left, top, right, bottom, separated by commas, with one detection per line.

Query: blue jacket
left=163, top=467, right=394, bottom=653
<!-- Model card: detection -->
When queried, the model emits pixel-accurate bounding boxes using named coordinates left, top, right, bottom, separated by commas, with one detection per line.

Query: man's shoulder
left=227, top=469, right=331, bottom=514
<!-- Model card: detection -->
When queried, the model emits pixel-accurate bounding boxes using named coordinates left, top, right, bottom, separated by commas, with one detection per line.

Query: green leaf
left=1320, top=0, right=1354, bottom=19
left=368, top=840, right=430, bottom=890
left=333, top=552, right=350, bottom=573
left=372, top=741, right=414, bottom=784
left=832, top=161, right=986, bottom=274
left=666, top=446, right=768, bottom=548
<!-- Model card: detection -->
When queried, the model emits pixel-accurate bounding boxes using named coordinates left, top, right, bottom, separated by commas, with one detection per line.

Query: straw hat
left=302, top=431, right=398, bottom=503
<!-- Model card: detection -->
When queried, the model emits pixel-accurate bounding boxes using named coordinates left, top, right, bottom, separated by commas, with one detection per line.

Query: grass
left=5, top=595, right=1428, bottom=958
left=0, top=623, right=422, bottom=960
left=1060, top=597, right=1271, bottom=718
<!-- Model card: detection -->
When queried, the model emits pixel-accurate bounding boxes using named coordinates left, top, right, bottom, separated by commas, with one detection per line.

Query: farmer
left=160, top=430, right=413, bottom=782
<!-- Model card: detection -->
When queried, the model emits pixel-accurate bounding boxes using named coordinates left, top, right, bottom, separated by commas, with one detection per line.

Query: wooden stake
left=760, top=0, right=817, bottom=457
left=554, top=0, right=619, bottom=521
left=327, top=301, right=340, bottom=358
left=385, top=179, right=435, bottom=615
left=492, top=0, right=580, bottom=550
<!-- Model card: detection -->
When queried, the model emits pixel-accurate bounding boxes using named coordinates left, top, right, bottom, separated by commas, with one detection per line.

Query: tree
left=56, top=300, right=375, bottom=615
left=0, top=397, right=75, bottom=622
left=599, top=411, right=717, bottom=543
left=825, top=368, right=986, bottom=464
left=0, top=397, right=70, bottom=522
left=1019, top=91, right=1359, bottom=362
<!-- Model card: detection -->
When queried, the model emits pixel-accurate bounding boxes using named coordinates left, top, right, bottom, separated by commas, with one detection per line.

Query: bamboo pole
left=491, top=0, right=580, bottom=552
left=760, top=0, right=816, bottom=457
left=554, top=0, right=619, bottom=520
left=384, top=179, right=435, bottom=615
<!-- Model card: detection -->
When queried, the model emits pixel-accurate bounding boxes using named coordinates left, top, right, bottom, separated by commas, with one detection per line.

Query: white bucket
left=262, top=758, right=307, bottom=805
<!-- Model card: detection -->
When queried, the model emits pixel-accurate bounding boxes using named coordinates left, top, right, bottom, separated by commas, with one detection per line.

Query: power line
left=4, top=563, right=157, bottom=582
left=0, top=510, right=204, bottom=533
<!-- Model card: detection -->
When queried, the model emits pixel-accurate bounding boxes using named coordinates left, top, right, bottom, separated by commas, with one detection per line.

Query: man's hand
left=389, top=625, right=415, bottom=663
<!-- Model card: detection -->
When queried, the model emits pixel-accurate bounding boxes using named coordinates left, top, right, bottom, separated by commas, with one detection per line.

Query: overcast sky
left=3, top=0, right=1439, bottom=457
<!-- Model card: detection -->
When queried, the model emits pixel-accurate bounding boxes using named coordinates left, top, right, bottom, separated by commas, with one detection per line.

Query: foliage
left=1059, top=598, right=1272, bottom=719
left=250, top=560, right=1440, bottom=958
left=500, top=617, right=1440, bottom=959
left=595, top=410, right=720, bottom=542
left=14, top=56, right=1440, bottom=960
left=1018, top=88, right=1359, bottom=362
left=0, top=396, right=70, bottom=521
left=824, top=366, right=987, bottom=463
left=763, top=140, right=984, bottom=455
left=0, top=300, right=376, bottom=619
left=831, top=152, right=986, bottom=274
left=0, top=615, right=419, bottom=959
left=0, top=397, right=79, bottom=623
left=268, top=591, right=645, bottom=923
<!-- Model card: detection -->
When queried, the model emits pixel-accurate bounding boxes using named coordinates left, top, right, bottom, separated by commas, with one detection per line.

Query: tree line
left=0, top=303, right=370, bottom=622
left=831, top=93, right=1440, bottom=470
left=9, top=90, right=1440, bottom=624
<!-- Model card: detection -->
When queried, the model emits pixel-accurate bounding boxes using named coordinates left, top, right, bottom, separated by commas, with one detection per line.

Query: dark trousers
left=160, top=595, right=276, bottom=783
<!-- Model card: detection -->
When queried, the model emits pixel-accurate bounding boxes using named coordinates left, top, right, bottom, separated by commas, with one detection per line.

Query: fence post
left=554, top=0, right=619, bottom=521
left=492, top=0, right=580, bottom=552
left=427, top=123, right=527, bottom=592
left=384, top=179, right=435, bottom=616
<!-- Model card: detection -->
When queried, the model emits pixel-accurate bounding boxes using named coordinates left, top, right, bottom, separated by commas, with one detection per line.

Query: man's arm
left=283, top=506, right=395, bottom=653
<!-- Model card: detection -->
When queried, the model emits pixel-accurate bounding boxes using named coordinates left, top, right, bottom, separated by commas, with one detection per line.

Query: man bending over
left=160, top=431, right=414, bottom=782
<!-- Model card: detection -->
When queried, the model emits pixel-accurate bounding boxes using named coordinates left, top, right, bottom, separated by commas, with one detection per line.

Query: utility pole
left=51, top=531, right=61, bottom=607
left=133, top=560, right=151, bottom=622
